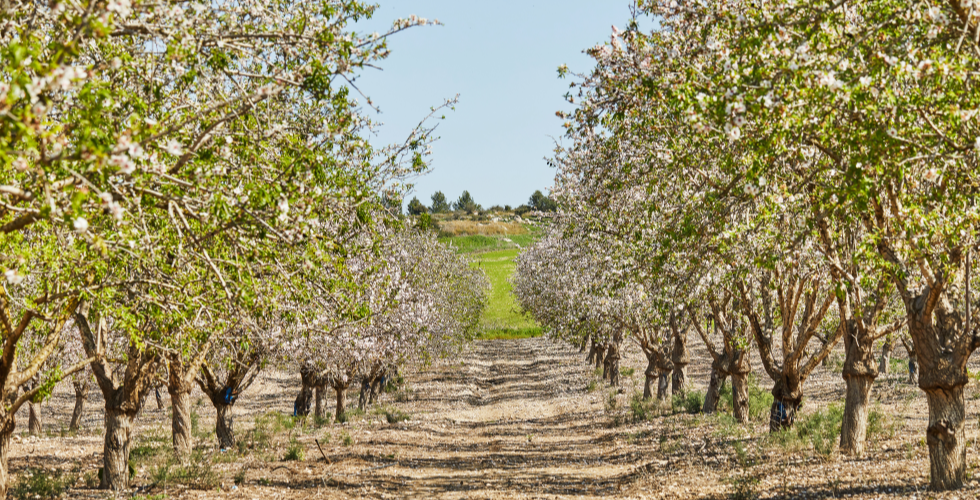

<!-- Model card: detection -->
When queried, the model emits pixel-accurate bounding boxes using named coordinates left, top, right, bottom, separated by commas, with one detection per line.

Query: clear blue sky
left=352, top=1, right=639, bottom=210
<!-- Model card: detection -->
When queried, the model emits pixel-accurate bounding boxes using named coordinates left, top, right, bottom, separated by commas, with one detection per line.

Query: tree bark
left=670, top=324, right=690, bottom=395
left=216, top=403, right=235, bottom=450
left=731, top=372, right=750, bottom=424
left=358, top=377, right=370, bottom=411
left=840, top=375, right=873, bottom=455
left=879, top=337, right=893, bottom=375
left=925, top=387, right=967, bottom=490
left=593, top=343, right=606, bottom=371
left=314, top=386, right=328, bottom=422
left=155, top=387, right=165, bottom=410
left=840, top=318, right=879, bottom=455
left=656, top=372, right=669, bottom=401
left=769, top=374, right=803, bottom=433
left=168, top=383, right=192, bottom=462
left=643, top=356, right=656, bottom=400
left=0, top=417, right=12, bottom=499
left=604, top=341, right=621, bottom=387
left=703, top=367, right=726, bottom=414
left=102, top=409, right=134, bottom=490
left=70, top=379, right=89, bottom=433
left=335, top=386, right=347, bottom=423
left=294, top=383, right=313, bottom=417
left=27, top=402, right=41, bottom=437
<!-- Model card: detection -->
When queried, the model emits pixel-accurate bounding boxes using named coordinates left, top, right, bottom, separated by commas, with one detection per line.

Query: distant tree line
left=405, top=190, right=556, bottom=216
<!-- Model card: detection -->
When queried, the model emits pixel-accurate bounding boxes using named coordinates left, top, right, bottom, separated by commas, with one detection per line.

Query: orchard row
left=514, top=0, right=979, bottom=492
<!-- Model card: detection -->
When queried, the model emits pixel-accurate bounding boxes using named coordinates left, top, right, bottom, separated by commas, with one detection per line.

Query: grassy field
left=440, top=233, right=542, bottom=340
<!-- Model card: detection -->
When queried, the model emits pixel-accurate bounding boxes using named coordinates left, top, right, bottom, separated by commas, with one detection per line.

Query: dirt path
left=358, top=338, right=630, bottom=499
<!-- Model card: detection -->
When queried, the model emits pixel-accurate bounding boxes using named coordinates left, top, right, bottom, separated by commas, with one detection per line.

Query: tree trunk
left=670, top=326, right=690, bottom=395
left=586, top=337, right=596, bottom=365
left=27, top=402, right=41, bottom=437
left=314, top=386, right=327, bottom=422
left=358, top=378, right=370, bottom=411
left=70, top=379, right=89, bottom=433
left=168, top=384, right=192, bottom=462
left=593, top=343, right=606, bottom=370
left=643, top=356, right=656, bottom=400
left=909, top=356, right=918, bottom=385
left=703, top=367, right=726, bottom=414
left=155, top=387, right=165, bottom=410
left=925, top=386, right=967, bottom=490
left=671, top=366, right=686, bottom=396
left=604, top=341, right=621, bottom=387
left=656, top=372, right=669, bottom=401
left=768, top=375, right=803, bottom=433
left=840, top=318, right=879, bottom=455
left=216, top=403, right=235, bottom=450
left=102, top=409, right=134, bottom=490
left=879, top=337, right=893, bottom=375
left=731, top=372, right=749, bottom=424
left=294, top=383, right=313, bottom=417
left=0, top=418, right=12, bottom=499
left=840, top=375, right=873, bottom=455
left=335, top=386, right=347, bottom=423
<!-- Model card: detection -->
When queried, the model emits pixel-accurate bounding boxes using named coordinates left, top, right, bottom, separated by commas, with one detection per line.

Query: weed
left=190, top=410, right=201, bottom=437
left=605, top=390, right=618, bottom=413
left=284, top=440, right=305, bottom=461
left=712, top=413, right=742, bottom=440
left=629, top=393, right=656, bottom=422
left=867, top=405, right=899, bottom=441
left=9, top=468, right=75, bottom=500
left=620, top=367, right=636, bottom=378
left=150, top=449, right=220, bottom=490
left=83, top=470, right=98, bottom=488
left=314, top=415, right=332, bottom=427
left=258, top=477, right=272, bottom=486
left=234, top=468, right=247, bottom=485
left=586, top=379, right=599, bottom=393
left=672, top=391, right=705, bottom=415
left=131, top=443, right=165, bottom=463
left=729, top=474, right=760, bottom=500
left=341, top=431, right=353, bottom=447
left=767, top=403, right=843, bottom=459
left=380, top=406, right=411, bottom=424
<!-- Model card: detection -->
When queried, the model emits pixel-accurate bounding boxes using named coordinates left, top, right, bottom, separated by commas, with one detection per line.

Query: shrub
left=10, top=469, right=75, bottom=500
left=341, top=432, right=353, bottom=447
left=620, top=367, right=635, bottom=378
left=767, top=403, right=844, bottom=459
left=672, top=391, right=705, bottom=415
left=629, top=393, right=656, bottom=422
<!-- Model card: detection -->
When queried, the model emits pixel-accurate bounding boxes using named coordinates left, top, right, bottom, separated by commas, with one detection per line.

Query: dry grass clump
left=438, top=220, right=527, bottom=237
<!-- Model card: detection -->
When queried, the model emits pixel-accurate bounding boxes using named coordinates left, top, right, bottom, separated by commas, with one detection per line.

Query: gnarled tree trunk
left=840, top=319, right=878, bottom=455
left=334, top=384, right=348, bottom=423
left=730, top=349, right=752, bottom=424
left=703, top=367, right=727, bottom=414
left=670, top=317, right=690, bottom=395
left=70, top=378, right=89, bottom=433
left=879, top=336, right=893, bottom=375
left=924, top=386, right=967, bottom=490
left=27, top=402, right=41, bottom=437
left=168, top=383, right=192, bottom=462
left=102, top=408, right=136, bottom=490
left=642, top=355, right=656, bottom=400
left=604, top=341, right=621, bottom=387
left=314, top=386, right=328, bottom=422
left=656, top=372, right=669, bottom=401
left=0, top=416, right=13, bottom=499
left=215, top=403, right=234, bottom=450
left=155, top=387, right=165, bottom=410
left=769, top=374, right=803, bottom=433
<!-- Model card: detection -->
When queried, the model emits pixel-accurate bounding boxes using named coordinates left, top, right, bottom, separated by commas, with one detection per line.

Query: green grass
left=470, top=248, right=540, bottom=339
left=439, top=233, right=539, bottom=254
